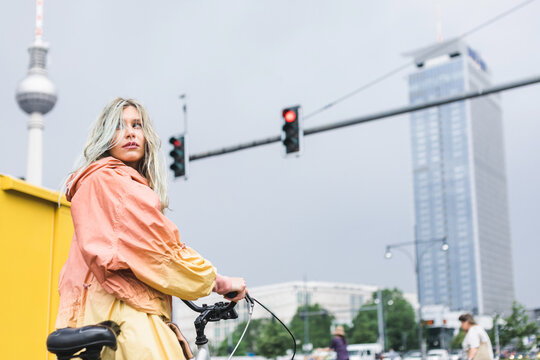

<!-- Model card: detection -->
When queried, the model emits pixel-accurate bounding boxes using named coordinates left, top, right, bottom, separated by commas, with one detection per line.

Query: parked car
left=449, top=349, right=462, bottom=360
left=381, top=352, right=402, bottom=360
left=348, top=343, right=383, bottom=360
left=427, top=349, right=450, bottom=360
left=403, top=351, right=423, bottom=360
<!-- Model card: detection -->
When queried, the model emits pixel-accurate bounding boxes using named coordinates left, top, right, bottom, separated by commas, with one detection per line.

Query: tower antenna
left=35, top=0, right=44, bottom=43
left=436, top=0, right=443, bottom=43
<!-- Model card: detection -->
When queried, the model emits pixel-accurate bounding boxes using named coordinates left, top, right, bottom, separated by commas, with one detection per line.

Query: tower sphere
left=16, top=71, right=57, bottom=115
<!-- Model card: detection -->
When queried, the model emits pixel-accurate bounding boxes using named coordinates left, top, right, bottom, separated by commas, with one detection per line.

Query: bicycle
left=47, top=292, right=295, bottom=360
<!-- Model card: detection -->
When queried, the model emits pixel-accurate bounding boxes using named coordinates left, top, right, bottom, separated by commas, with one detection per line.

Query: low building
left=172, top=281, right=418, bottom=348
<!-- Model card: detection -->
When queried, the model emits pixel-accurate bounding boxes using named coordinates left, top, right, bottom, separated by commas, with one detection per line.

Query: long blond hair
left=65, top=97, right=168, bottom=209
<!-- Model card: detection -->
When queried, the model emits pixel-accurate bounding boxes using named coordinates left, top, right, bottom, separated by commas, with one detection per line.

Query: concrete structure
left=15, top=0, right=57, bottom=186
left=172, top=281, right=418, bottom=348
left=406, top=38, right=514, bottom=315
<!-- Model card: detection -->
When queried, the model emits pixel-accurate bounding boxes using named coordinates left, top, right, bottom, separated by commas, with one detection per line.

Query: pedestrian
left=55, top=97, right=248, bottom=359
left=329, top=325, right=349, bottom=360
left=389, top=348, right=396, bottom=360
left=459, top=313, right=494, bottom=360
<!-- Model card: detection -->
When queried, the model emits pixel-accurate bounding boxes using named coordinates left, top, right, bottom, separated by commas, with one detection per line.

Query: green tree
left=215, top=319, right=268, bottom=355
left=350, top=288, right=418, bottom=351
left=258, top=319, right=292, bottom=359
left=500, top=302, right=539, bottom=351
left=289, top=303, right=334, bottom=348
left=350, top=303, right=378, bottom=344
left=450, top=329, right=466, bottom=350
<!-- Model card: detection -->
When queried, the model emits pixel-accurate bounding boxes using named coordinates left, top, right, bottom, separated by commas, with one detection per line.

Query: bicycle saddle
left=47, top=321, right=120, bottom=360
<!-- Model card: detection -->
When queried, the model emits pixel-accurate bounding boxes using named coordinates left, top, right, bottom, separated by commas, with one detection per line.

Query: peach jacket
left=56, top=157, right=224, bottom=328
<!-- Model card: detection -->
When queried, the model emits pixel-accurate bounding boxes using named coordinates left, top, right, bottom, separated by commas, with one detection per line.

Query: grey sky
left=1, top=0, right=539, bottom=310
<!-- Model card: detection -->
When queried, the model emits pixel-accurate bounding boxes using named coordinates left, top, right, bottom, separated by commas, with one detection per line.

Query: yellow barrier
left=0, top=174, right=72, bottom=359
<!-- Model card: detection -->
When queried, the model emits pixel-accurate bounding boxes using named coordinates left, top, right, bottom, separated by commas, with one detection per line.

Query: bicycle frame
left=196, top=343, right=212, bottom=360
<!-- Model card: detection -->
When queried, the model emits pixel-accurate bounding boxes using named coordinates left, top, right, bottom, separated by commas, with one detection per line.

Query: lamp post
left=384, top=236, right=449, bottom=360
left=350, top=289, right=393, bottom=351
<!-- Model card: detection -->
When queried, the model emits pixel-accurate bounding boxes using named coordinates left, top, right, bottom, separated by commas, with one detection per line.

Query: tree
left=215, top=318, right=268, bottom=356
left=349, top=288, right=418, bottom=351
left=289, top=303, right=334, bottom=348
left=450, top=329, right=466, bottom=350
left=349, top=303, right=378, bottom=344
left=500, top=302, right=539, bottom=351
left=258, top=318, right=292, bottom=359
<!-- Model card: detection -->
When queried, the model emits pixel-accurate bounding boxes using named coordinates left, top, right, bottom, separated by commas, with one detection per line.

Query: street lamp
left=441, top=238, right=449, bottom=252
left=353, top=289, right=392, bottom=351
left=384, top=236, right=448, bottom=360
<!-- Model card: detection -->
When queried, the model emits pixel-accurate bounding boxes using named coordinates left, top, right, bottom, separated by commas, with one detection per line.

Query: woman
left=459, top=313, right=494, bottom=360
left=329, top=326, right=349, bottom=360
left=56, top=98, right=247, bottom=359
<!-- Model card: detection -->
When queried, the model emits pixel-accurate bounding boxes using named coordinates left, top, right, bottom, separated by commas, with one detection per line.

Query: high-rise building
left=406, top=38, right=514, bottom=315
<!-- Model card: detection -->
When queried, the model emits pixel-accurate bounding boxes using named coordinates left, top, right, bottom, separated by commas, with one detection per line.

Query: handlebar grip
left=225, top=291, right=238, bottom=299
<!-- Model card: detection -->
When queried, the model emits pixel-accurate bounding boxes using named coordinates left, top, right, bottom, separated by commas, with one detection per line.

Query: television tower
left=15, top=0, right=57, bottom=186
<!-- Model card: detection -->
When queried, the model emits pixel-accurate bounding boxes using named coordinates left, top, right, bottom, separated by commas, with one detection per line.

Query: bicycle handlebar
left=182, top=294, right=241, bottom=345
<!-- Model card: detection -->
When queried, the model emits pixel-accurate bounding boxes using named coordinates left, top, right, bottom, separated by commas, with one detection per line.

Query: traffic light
left=169, top=135, right=188, bottom=178
left=281, top=105, right=302, bottom=155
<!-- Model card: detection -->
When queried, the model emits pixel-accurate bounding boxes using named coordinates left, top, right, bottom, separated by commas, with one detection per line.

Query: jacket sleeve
left=70, top=167, right=216, bottom=300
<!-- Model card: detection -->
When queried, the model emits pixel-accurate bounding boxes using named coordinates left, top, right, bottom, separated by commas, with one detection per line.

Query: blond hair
left=65, top=97, right=168, bottom=209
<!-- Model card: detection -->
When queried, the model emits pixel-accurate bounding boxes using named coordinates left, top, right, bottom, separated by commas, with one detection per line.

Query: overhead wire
left=303, top=0, right=538, bottom=121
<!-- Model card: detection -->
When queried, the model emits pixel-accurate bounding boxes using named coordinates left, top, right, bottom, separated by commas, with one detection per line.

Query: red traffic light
left=283, top=110, right=297, bottom=123
left=170, top=137, right=182, bottom=147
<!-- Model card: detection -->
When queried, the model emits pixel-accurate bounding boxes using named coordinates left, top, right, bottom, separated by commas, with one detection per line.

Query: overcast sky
left=1, top=0, right=539, bottom=310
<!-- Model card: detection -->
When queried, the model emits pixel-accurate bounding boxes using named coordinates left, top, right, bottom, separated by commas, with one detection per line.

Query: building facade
left=172, top=281, right=417, bottom=348
left=406, top=39, right=514, bottom=315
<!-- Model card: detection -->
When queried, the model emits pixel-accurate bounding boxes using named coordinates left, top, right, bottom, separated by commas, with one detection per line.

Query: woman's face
left=460, top=321, right=471, bottom=331
left=109, top=106, right=146, bottom=170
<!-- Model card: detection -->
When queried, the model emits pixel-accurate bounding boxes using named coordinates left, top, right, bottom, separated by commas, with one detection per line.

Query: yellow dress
left=82, top=277, right=185, bottom=360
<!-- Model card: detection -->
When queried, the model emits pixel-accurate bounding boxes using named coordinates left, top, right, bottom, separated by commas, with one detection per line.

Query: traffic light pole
left=180, top=94, right=189, bottom=179
left=180, top=94, right=188, bottom=135
left=169, top=95, right=190, bottom=179
left=189, top=74, right=540, bottom=161
left=377, top=289, right=385, bottom=352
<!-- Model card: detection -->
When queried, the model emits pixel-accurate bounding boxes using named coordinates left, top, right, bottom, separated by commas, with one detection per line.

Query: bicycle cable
left=251, top=296, right=297, bottom=360
left=227, top=295, right=255, bottom=360
left=226, top=294, right=297, bottom=360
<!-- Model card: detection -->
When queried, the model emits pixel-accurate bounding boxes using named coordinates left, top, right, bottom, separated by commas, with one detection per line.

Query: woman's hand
left=224, top=277, right=248, bottom=302
left=213, top=274, right=248, bottom=302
